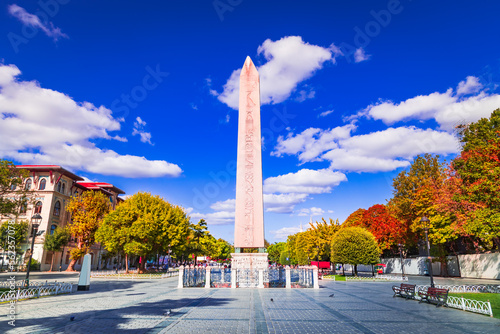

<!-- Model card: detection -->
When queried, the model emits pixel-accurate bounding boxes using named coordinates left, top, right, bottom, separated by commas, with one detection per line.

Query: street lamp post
left=398, top=243, right=405, bottom=278
left=421, top=216, right=435, bottom=288
left=25, top=213, right=42, bottom=287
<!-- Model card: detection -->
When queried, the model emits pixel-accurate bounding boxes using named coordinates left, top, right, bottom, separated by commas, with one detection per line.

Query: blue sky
left=1, top=0, right=500, bottom=243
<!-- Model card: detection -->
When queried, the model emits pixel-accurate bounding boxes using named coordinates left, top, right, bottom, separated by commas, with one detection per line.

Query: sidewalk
left=1, top=276, right=499, bottom=333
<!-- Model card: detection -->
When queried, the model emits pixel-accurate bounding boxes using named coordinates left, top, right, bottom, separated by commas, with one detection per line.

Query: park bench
left=392, top=283, right=416, bottom=299
left=418, top=287, right=449, bottom=307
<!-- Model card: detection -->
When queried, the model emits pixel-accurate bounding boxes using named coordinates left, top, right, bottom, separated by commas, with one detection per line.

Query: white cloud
left=0, top=64, right=181, bottom=178
left=263, top=193, right=309, bottom=214
left=210, top=199, right=235, bottom=212
left=456, top=76, right=482, bottom=96
left=297, top=207, right=325, bottom=217
left=273, top=125, right=459, bottom=173
left=190, top=199, right=236, bottom=226
left=135, top=117, right=146, bottom=127
left=264, top=169, right=347, bottom=194
left=8, top=4, right=68, bottom=41
left=318, top=109, right=334, bottom=118
left=366, top=90, right=456, bottom=125
left=132, top=116, right=153, bottom=145
left=270, top=226, right=302, bottom=240
left=365, top=76, right=500, bottom=131
left=215, top=36, right=337, bottom=109
left=272, top=124, right=356, bottom=163
left=354, top=48, right=371, bottom=63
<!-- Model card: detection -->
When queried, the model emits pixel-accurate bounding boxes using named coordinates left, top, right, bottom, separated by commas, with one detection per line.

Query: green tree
left=307, top=218, right=341, bottom=263
left=330, top=227, right=380, bottom=276
left=211, top=238, right=233, bottom=261
left=189, top=219, right=208, bottom=265
left=267, top=242, right=286, bottom=263
left=100, top=192, right=190, bottom=272
left=453, top=108, right=500, bottom=249
left=96, top=200, right=136, bottom=272
left=0, top=220, right=28, bottom=253
left=390, top=154, right=447, bottom=246
left=286, top=233, right=299, bottom=265
left=0, top=160, right=33, bottom=217
left=0, top=220, right=29, bottom=270
left=43, top=227, right=70, bottom=271
left=66, top=191, right=111, bottom=271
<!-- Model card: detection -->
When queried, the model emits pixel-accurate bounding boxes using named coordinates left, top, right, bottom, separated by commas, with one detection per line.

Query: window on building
left=19, top=201, right=27, bottom=215
left=50, top=224, right=57, bottom=235
left=57, top=182, right=61, bottom=192
left=25, top=179, right=32, bottom=190
left=109, top=196, right=113, bottom=203
left=45, top=252, right=52, bottom=264
left=62, top=183, right=66, bottom=194
left=34, top=201, right=43, bottom=214
left=74, top=190, right=78, bottom=196
left=54, top=201, right=61, bottom=217
left=39, top=178, right=46, bottom=190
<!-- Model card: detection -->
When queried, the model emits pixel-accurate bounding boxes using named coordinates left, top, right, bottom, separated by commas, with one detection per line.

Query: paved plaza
left=1, top=275, right=499, bottom=333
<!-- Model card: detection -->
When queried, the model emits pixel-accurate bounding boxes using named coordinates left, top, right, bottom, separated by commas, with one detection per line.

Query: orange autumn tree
left=66, top=191, right=111, bottom=271
left=360, top=204, right=406, bottom=253
left=343, top=208, right=366, bottom=227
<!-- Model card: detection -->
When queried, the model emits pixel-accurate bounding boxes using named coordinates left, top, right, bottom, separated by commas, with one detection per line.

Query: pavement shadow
left=8, top=292, right=235, bottom=333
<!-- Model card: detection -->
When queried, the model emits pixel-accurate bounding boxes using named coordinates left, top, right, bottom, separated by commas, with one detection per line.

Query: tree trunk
left=49, top=252, right=54, bottom=272
left=138, top=256, right=146, bottom=273
left=66, top=258, right=77, bottom=271
left=354, top=264, right=358, bottom=277
left=342, top=264, right=345, bottom=276
left=125, top=253, right=129, bottom=273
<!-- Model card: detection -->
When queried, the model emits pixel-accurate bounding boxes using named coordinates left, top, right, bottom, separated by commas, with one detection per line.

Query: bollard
left=258, top=269, right=264, bottom=289
left=313, top=267, right=319, bottom=289
left=205, top=267, right=211, bottom=289
left=231, top=268, right=236, bottom=289
left=286, top=266, right=291, bottom=289
left=177, top=266, right=184, bottom=289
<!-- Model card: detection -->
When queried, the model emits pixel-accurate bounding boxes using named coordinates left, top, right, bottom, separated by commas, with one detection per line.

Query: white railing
left=377, top=275, right=409, bottom=281
left=0, top=280, right=69, bottom=288
left=414, top=286, right=494, bottom=317
left=346, top=275, right=408, bottom=281
left=415, top=284, right=500, bottom=293
left=0, top=282, right=74, bottom=302
left=90, top=270, right=179, bottom=279
left=446, top=296, right=493, bottom=317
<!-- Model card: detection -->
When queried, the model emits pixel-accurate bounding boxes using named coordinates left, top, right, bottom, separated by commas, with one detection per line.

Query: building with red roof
left=0, top=165, right=125, bottom=271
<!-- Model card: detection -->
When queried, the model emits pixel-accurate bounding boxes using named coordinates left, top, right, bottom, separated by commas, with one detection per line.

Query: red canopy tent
left=310, top=261, right=330, bottom=269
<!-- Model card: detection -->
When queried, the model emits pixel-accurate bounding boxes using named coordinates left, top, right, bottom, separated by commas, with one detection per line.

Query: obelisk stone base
left=231, top=253, right=268, bottom=270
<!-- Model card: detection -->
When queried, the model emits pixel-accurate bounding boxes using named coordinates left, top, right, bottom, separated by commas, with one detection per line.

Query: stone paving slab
left=0, top=276, right=499, bottom=333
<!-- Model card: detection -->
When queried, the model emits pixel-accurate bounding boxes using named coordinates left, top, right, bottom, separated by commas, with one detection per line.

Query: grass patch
left=322, top=275, right=346, bottom=281
left=449, top=293, right=500, bottom=319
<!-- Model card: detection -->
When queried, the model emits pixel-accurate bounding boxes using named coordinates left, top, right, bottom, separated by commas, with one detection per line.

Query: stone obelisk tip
left=241, top=56, right=258, bottom=76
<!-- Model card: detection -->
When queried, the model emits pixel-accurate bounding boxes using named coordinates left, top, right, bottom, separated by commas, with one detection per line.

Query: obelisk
left=232, top=57, right=267, bottom=275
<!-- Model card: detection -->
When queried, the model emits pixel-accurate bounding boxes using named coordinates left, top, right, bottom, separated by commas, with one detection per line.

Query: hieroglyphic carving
left=243, top=78, right=258, bottom=246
